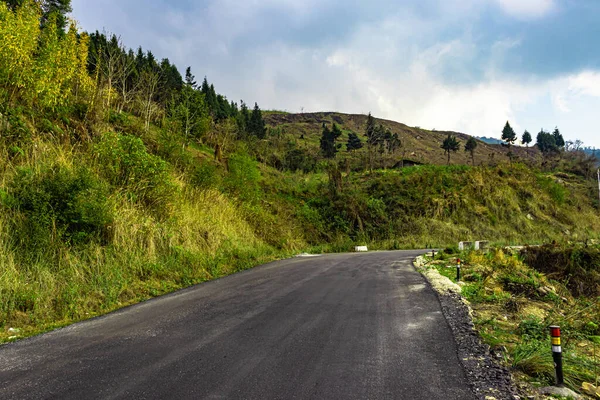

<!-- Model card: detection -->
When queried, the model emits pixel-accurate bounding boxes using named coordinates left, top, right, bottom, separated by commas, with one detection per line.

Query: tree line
left=0, top=0, right=268, bottom=152
left=440, top=121, right=572, bottom=165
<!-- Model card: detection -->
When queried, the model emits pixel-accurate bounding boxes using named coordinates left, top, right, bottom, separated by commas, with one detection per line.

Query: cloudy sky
left=72, top=0, right=600, bottom=147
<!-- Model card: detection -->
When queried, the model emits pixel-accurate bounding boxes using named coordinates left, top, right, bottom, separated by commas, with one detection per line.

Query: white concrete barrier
left=458, top=241, right=474, bottom=251
left=355, top=246, right=368, bottom=252
left=475, top=241, right=490, bottom=251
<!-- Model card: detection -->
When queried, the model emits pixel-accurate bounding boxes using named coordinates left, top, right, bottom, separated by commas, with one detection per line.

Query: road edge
left=413, top=256, right=521, bottom=400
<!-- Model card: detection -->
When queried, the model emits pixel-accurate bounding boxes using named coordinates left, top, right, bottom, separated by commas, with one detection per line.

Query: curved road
left=0, top=251, right=476, bottom=399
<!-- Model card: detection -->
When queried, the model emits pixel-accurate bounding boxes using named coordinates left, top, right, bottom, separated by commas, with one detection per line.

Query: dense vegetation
left=1, top=1, right=600, bottom=343
left=422, top=246, right=600, bottom=395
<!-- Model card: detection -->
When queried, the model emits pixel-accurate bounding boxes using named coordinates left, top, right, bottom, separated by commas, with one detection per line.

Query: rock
left=538, top=286, right=548, bottom=295
left=526, top=214, right=534, bottom=220
left=581, top=382, right=600, bottom=398
left=539, top=386, right=582, bottom=399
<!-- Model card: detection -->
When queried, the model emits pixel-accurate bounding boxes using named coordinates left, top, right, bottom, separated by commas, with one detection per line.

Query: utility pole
left=597, top=168, right=600, bottom=207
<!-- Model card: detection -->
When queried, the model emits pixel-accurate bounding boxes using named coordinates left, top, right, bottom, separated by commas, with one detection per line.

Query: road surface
left=0, top=250, right=476, bottom=399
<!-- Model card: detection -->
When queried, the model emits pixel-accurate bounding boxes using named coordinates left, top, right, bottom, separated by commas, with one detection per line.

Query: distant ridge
left=477, top=136, right=504, bottom=145
left=264, top=111, right=536, bottom=166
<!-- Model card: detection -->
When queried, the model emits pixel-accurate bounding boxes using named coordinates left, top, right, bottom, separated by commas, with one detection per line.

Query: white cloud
left=493, top=0, right=555, bottom=19
left=568, top=71, right=600, bottom=98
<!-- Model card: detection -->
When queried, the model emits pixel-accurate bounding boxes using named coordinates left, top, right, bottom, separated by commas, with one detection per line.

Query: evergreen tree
left=185, top=66, right=196, bottom=88
left=553, top=127, right=565, bottom=149
left=320, top=124, right=333, bottom=158
left=229, top=100, right=238, bottom=117
left=320, top=123, right=343, bottom=159
left=201, top=76, right=209, bottom=95
left=464, top=137, right=478, bottom=165
left=5, top=0, right=72, bottom=32
left=441, top=134, right=460, bottom=164
left=522, top=130, right=532, bottom=147
left=236, top=100, right=250, bottom=138
left=248, top=102, right=266, bottom=139
left=365, top=112, right=376, bottom=171
left=384, top=131, right=401, bottom=154
left=157, top=58, right=183, bottom=106
left=40, top=0, right=72, bottom=32
left=346, top=132, right=363, bottom=152
left=502, top=121, right=517, bottom=162
left=536, top=129, right=557, bottom=154
left=501, top=121, right=517, bottom=145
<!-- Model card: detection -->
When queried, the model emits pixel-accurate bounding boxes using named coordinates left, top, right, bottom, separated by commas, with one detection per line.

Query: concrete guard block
left=458, top=241, right=474, bottom=251
left=475, top=241, right=489, bottom=251
left=354, top=246, right=368, bottom=252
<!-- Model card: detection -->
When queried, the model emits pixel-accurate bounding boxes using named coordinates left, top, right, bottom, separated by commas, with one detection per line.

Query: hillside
left=264, top=112, right=536, bottom=167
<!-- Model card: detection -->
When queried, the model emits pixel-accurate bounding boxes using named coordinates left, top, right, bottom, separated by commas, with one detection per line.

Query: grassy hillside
left=263, top=111, right=536, bottom=167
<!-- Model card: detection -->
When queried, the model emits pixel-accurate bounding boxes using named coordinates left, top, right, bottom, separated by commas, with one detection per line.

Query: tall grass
left=0, top=135, right=294, bottom=341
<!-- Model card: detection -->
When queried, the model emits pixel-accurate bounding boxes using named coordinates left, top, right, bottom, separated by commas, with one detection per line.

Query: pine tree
left=201, top=76, right=209, bottom=96
left=464, top=137, right=478, bottom=165
left=320, top=123, right=343, bottom=159
left=5, top=0, right=72, bottom=32
left=248, top=102, right=266, bottom=139
left=502, top=121, right=517, bottom=163
left=441, top=134, right=460, bottom=164
left=320, top=124, right=333, bottom=158
left=185, top=66, right=196, bottom=88
left=236, top=100, right=250, bottom=138
left=501, top=121, right=517, bottom=145
left=522, top=130, right=532, bottom=147
left=346, top=132, right=363, bottom=152
left=384, top=131, right=401, bottom=154
left=40, top=0, right=72, bottom=33
left=536, top=129, right=557, bottom=155
left=365, top=113, right=376, bottom=171
left=553, top=127, right=565, bottom=149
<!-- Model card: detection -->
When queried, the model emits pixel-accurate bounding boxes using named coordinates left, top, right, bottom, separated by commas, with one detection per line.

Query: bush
left=95, top=132, right=175, bottom=213
left=517, top=315, right=547, bottom=340
left=223, top=152, right=261, bottom=203
left=192, top=161, right=221, bottom=189
left=1, top=107, right=31, bottom=143
left=7, top=164, right=112, bottom=249
left=521, top=245, right=600, bottom=297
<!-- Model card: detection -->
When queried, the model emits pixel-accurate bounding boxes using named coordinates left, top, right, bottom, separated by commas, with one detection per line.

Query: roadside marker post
left=456, top=258, right=461, bottom=281
left=550, top=325, right=564, bottom=386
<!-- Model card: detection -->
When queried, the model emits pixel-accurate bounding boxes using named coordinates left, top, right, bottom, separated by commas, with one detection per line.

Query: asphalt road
left=0, top=251, right=476, bottom=400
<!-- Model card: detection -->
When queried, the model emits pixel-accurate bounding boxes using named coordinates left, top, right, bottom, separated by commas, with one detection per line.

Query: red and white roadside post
left=550, top=325, right=564, bottom=386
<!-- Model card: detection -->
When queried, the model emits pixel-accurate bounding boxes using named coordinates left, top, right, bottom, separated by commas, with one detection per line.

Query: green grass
left=426, top=248, right=600, bottom=394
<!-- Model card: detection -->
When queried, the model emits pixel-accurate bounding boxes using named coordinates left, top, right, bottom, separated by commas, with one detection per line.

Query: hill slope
left=264, top=112, right=535, bottom=166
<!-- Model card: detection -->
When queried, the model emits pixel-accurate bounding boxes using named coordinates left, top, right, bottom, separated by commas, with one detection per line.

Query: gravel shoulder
left=414, top=256, right=521, bottom=400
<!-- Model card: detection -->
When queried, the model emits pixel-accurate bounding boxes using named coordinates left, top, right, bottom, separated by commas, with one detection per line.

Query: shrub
left=521, top=245, right=600, bottom=297
left=223, top=152, right=261, bottom=203
left=95, top=132, right=175, bottom=213
left=191, top=161, right=221, bottom=189
left=517, top=315, right=547, bottom=340
left=7, top=164, right=112, bottom=249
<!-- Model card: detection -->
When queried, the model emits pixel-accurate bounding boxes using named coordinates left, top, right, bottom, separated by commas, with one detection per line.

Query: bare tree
left=136, top=69, right=161, bottom=132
